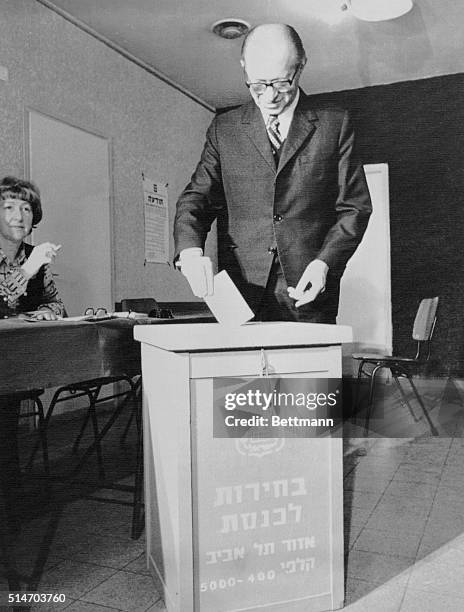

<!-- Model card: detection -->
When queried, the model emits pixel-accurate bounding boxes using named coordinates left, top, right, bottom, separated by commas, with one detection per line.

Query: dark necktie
left=266, top=115, right=283, bottom=157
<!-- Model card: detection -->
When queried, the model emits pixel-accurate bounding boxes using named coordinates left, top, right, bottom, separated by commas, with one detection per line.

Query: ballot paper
left=204, top=270, right=254, bottom=326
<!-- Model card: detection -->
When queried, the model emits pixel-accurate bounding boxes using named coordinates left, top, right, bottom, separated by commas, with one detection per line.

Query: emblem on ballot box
left=235, top=436, right=285, bottom=458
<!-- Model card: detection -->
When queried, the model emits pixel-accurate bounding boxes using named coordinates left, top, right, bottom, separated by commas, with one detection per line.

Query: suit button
left=268, top=246, right=277, bottom=254
left=273, top=214, right=283, bottom=222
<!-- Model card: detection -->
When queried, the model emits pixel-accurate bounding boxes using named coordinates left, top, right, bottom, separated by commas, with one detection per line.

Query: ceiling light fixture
left=211, top=19, right=251, bottom=39
left=342, top=0, right=413, bottom=22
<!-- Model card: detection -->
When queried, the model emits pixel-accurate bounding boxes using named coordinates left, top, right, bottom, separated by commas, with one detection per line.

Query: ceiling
left=38, top=0, right=464, bottom=110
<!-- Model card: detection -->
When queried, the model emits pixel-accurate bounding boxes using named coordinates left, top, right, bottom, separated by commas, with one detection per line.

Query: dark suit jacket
left=174, top=92, right=372, bottom=315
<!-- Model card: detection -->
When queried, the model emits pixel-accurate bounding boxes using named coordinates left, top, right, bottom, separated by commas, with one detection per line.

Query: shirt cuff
left=176, top=247, right=204, bottom=269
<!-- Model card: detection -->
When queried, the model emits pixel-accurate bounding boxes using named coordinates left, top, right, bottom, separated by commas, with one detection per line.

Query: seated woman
left=0, top=175, right=65, bottom=535
left=0, top=175, right=65, bottom=320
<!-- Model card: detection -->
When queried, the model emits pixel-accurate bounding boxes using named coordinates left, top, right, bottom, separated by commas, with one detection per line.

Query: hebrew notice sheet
left=143, top=176, right=169, bottom=264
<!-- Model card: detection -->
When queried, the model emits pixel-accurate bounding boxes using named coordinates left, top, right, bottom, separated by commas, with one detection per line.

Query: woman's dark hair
left=0, top=176, right=42, bottom=226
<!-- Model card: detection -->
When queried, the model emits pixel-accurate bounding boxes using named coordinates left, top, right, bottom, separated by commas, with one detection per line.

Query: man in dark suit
left=174, top=23, right=372, bottom=323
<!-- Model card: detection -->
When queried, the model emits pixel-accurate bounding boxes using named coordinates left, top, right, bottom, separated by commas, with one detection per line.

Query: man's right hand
left=179, top=248, right=214, bottom=298
left=21, top=242, right=62, bottom=280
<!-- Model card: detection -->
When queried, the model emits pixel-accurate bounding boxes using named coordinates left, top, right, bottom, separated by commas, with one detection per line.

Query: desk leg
left=1, top=491, right=22, bottom=591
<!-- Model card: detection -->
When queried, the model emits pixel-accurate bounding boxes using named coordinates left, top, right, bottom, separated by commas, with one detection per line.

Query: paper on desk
left=23, top=313, right=128, bottom=323
left=41, top=312, right=139, bottom=322
left=204, top=270, right=254, bottom=326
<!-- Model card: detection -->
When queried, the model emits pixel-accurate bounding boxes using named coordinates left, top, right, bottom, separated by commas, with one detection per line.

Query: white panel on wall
left=27, top=109, right=113, bottom=316
left=337, top=163, right=392, bottom=376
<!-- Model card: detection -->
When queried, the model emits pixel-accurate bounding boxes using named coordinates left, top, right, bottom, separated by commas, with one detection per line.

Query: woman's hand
left=21, top=242, right=62, bottom=279
left=23, top=309, right=59, bottom=321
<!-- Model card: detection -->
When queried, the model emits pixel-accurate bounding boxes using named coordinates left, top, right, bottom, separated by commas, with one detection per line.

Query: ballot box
left=134, top=322, right=352, bottom=612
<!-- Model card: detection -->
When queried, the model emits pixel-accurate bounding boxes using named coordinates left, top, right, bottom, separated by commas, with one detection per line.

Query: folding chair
left=26, top=326, right=143, bottom=538
left=353, top=296, right=439, bottom=437
left=27, top=376, right=137, bottom=481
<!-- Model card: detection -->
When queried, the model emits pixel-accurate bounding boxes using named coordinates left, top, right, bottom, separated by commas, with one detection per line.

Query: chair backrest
left=120, top=298, right=160, bottom=315
left=412, top=296, right=439, bottom=342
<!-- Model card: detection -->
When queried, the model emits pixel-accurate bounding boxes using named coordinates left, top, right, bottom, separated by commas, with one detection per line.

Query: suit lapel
left=277, top=97, right=318, bottom=174
left=240, top=95, right=319, bottom=173
left=241, top=102, right=276, bottom=172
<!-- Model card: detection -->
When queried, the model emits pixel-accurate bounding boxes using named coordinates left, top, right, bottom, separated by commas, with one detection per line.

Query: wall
left=308, top=73, right=464, bottom=376
left=0, top=0, right=214, bottom=303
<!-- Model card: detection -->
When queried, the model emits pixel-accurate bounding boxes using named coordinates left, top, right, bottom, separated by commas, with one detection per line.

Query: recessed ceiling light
left=211, top=19, right=251, bottom=39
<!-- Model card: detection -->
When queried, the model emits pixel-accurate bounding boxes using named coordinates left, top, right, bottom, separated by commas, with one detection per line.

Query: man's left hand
left=287, top=259, right=329, bottom=308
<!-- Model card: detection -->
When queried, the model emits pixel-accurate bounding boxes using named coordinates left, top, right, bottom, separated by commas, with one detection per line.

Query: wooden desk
left=0, top=318, right=141, bottom=394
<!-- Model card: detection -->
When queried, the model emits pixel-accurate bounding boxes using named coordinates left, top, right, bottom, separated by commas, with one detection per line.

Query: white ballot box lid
left=133, top=321, right=352, bottom=352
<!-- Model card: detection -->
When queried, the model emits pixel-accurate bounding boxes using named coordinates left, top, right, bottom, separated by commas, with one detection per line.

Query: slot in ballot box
left=134, top=322, right=352, bottom=612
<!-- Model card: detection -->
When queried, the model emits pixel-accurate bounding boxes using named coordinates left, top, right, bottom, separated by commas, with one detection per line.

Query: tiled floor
left=2, top=377, right=464, bottom=611
left=343, top=437, right=464, bottom=611
left=343, top=376, right=464, bottom=611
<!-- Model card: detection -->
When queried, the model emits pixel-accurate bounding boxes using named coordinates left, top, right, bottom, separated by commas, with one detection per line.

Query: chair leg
left=23, top=396, right=50, bottom=477
left=70, top=381, right=136, bottom=478
left=72, top=407, right=92, bottom=454
left=72, top=386, right=101, bottom=454
left=87, top=388, right=106, bottom=481
left=131, top=397, right=144, bottom=540
left=392, top=374, right=419, bottom=421
left=364, top=365, right=382, bottom=437
left=70, top=387, right=106, bottom=479
left=26, top=387, right=64, bottom=470
left=353, top=360, right=365, bottom=413
left=120, top=403, right=136, bottom=446
left=407, top=375, right=439, bottom=436
left=35, top=396, right=50, bottom=479
left=120, top=378, right=142, bottom=446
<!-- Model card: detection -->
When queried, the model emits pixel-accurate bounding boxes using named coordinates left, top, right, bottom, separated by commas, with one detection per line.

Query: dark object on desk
left=159, top=300, right=214, bottom=319
left=118, top=297, right=173, bottom=319
left=119, top=297, right=168, bottom=318
left=115, top=298, right=215, bottom=323
left=352, top=296, right=439, bottom=437
left=149, top=307, right=173, bottom=319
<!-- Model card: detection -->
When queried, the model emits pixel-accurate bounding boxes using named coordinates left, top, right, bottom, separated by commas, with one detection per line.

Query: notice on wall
left=143, top=175, right=169, bottom=264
